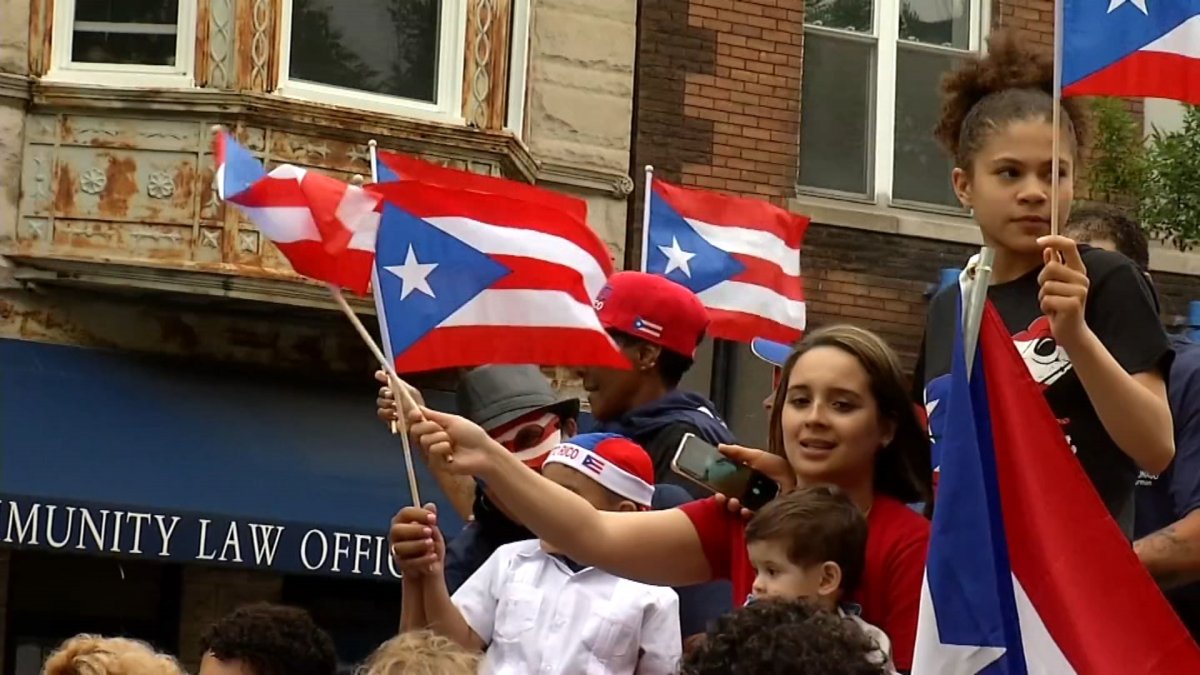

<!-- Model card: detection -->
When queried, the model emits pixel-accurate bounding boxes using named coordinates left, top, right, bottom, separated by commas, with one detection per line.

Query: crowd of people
left=39, top=29, right=1200, bottom=675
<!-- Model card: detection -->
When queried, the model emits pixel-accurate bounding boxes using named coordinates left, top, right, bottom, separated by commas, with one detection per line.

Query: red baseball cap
left=593, top=271, right=709, bottom=358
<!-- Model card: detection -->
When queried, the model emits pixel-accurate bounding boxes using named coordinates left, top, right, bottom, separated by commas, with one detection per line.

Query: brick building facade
left=631, top=0, right=1200, bottom=446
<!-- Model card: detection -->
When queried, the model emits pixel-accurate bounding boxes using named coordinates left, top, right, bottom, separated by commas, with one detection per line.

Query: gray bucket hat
left=456, top=365, right=581, bottom=432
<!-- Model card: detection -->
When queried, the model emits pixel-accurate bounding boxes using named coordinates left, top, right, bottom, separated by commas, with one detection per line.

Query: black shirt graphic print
left=914, top=247, right=1172, bottom=537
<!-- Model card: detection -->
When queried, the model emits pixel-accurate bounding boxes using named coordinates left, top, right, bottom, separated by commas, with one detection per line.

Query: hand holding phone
left=671, top=433, right=779, bottom=511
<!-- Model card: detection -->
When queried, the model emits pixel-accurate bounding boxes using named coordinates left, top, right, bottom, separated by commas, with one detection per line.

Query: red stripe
left=981, top=303, right=1200, bottom=672
left=377, top=151, right=589, bottom=223
left=652, top=179, right=809, bottom=248
left=489, top=255, right=592, bottom=305
left=229, top=175, right=311, bottom=209
left=367, top=182, right=614, bottom=276
left=729, top=254, right=805, bottom=302
left=1065, top=50, right=1200, bottom=105
left=393, top=326, right=629, bottom=373
left=705, top=307, right=803, bottom=345
left=273, top=241, right=375, bottom=295
left=297, top=171, right=355, bottom=254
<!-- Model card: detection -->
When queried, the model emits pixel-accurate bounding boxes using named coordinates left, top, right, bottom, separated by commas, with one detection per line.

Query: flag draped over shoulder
left=644, top=179, right=808, bottom=344
left=1063, top=0, right=1200, bottom=104
left=913, top=299, right=1200, bottom=674
left=366, top=181, right=625, bottom=374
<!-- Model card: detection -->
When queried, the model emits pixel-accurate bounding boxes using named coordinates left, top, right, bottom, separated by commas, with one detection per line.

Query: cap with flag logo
left=542, top=433, right=656, bottom=508
left=593, top=271, right=709, bottom=359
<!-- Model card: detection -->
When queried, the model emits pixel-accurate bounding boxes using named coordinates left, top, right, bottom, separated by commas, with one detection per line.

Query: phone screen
left=674, top=434, right=754, bottom=497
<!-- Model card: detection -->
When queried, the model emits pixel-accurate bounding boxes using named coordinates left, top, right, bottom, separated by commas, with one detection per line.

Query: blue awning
left=0, top=338, right=462, bottom=581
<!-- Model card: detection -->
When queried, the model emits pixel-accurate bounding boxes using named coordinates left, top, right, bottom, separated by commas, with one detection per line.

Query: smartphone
left=671, top=433, right=779, bottom=511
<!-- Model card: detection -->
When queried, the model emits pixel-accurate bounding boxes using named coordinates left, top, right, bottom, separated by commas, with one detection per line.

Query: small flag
left=644, top=179, right=808, bottom=344
left=366, top=181, right=625, bottom=373
left=633, top=317, right=664, bottom=339
left=1063, top=1, right=1200, bottom=103
left=912, top=298, right=1200, bottom=674
left=215, top=132, right=381, bottom=294
left=581, top=454, right=607, bottom=475
left=376, top=150, right=589, bottom=223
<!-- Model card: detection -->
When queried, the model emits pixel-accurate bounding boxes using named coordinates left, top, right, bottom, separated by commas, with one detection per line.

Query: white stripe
left=686, top=218, right=802, bottom=277
left=268, top=164, right=307, bottom=181
left=235, top=205, right=320, bottom=243
left=442, top=289, right=608, bottom=330
left=425, top=216, right=608, bottom=299
left=214, top=164, right=227, bottom=200
left=1143, top=16, right=1200, bottom=59
left=336, top=186, right=381, bottom=252
left=697, top=281, right=806, bottom=330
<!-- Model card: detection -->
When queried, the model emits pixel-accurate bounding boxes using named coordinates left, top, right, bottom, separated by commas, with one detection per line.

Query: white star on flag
left=1107, top=0, right=1148, bottom=14
left=659, top=236, right=697, bottom=277
left=386, top=245, right=438, bottom=300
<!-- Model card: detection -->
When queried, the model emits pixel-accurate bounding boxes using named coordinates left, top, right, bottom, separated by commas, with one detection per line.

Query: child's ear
left=817, top=561, right=843, bottom=599
left=616, top=499, right=639, bottom=513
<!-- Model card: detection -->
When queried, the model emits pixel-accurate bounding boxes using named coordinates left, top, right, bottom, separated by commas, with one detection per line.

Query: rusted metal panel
left=463, top=0, right=514, bottom=130
left=28, top=0, right=52, bottom=77
left=237, top=0, right=277, bottom=92
left=204, top=0, right=238, bottom=89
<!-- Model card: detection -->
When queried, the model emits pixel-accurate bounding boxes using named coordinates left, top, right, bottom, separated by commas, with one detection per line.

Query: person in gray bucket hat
left=377, top=364, right=579, bottom=593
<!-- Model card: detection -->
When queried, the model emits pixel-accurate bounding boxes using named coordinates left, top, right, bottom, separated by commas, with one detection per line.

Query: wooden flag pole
left=328, top=284, right=425, bottom=507
left=1050, top=0, right=1064, bottom=237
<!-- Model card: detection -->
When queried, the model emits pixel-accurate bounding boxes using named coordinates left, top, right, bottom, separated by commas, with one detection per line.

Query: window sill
left=43, top=68, right=195, bottom=90
left=790, top=193, right=1200, bottom=279
left=789, top=193, right=983, bottom=246
left=275, top=81, right=463, bottom=127
left=0, top=73, right=31, bottom=102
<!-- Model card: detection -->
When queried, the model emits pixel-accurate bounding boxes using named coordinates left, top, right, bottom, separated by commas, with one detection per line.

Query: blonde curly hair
left=42, top=635, right=184, bottom=675
left=356, top=631, right=481, bottom=675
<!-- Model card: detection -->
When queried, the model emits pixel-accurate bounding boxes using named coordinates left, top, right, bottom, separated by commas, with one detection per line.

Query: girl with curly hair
left=42, top=635, right=184, bottom=675
left=915, top=31, right=1174, bottom=535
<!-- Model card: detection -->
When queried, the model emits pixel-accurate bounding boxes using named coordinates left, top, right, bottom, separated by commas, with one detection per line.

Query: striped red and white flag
left=644, top=178, right=808, bottom=344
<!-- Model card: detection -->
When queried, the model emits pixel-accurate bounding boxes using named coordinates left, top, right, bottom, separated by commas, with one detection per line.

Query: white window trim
left=276, top=0, right=468, bottom=125
left=800, top=0, right=991, bottom=213
left=47, top=0, right=197, bottom=88
left=505, top=0, right=532, bottom=136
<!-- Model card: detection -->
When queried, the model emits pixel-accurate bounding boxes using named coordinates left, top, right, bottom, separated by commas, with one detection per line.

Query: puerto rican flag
left=1063, top=0, right=1200, bottom=104
left=644, top=179, right=808, bottom=344
left=214, top=131, right=381, bottom=294
left=366, top=181, right=626, bottom=373
left=913, top=297, right=1200, bottom=674
left=375, top=150, right=589, bottom=223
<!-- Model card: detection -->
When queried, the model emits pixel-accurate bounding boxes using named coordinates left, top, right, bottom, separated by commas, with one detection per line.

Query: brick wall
left=631, top=0, right=805, bottom=264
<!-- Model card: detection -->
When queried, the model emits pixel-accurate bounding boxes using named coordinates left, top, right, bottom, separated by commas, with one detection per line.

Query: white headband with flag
left=543, top=439, right=654, bottom=507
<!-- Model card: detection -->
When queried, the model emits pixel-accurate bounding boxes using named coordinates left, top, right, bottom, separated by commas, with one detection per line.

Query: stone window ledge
left=790, top=193, right=1200, bottom=278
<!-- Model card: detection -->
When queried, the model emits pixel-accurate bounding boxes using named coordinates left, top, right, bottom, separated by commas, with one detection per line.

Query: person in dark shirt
left=586, top=271, right=736, bottom=497
left=1064, top=202, right=1200, bottom=640
left=913, top=33, right=1174, bottom=538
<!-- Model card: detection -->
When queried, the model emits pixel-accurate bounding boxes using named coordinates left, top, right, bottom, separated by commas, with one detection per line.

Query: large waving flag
left=215, top=132, right=381, bottom=294
left=913, top=298, right=1200, bottom=674
left=366, top=181, right=624, bottom=373
left=644, top=179, right=808, bottom=344
left=1063, top=0, right=1200, bottom=103
left=375, top=150, right=589, bottom=223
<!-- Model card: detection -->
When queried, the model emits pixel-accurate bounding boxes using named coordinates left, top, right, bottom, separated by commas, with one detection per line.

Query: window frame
left=48, top=0, right=198, bottom=88
left=276, top=0, right=469, bottom=124
left=798, top=0, right=990, bottom=213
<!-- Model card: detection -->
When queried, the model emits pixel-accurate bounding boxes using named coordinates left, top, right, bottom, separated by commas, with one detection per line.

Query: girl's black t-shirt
left=913, top=247, right=1173, bottom=537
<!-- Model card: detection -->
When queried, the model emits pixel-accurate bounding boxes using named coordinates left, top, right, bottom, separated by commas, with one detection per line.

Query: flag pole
left=640, top=165, right=654, bottom=272
left=962, top=247, right=995, bottom=378
left=1050, top=0, right=1064, bottom=237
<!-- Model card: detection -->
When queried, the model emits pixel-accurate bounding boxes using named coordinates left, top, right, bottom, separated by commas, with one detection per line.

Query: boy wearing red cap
left=586, top=271, right=736, bottom=498
left=398, top=433, right=682, bottom=674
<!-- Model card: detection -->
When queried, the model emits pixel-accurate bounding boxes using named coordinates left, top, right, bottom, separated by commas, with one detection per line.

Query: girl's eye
left=999, top=167, right=1019, bottom=179
left=832, top=400, right=856, bottom=412
left=789, top=396, right=810, bottom=407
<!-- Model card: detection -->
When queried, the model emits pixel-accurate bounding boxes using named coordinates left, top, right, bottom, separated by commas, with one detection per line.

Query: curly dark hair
left=198, top=603, right=336, bottom=675
left=934, top=30, right=1088, bottom=169
left=1066, top=201, right=1150, bottom=271
left=681, top=599, right=888, bottom=675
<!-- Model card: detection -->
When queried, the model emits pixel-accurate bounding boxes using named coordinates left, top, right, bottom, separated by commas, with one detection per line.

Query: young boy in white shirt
left=744, top=485, right=897, bottom=673
left=398, top=433, right=681, bottom=674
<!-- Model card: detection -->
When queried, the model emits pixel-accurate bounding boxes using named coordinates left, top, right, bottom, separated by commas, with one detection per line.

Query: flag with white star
left=643, top=179, right=808, bottom=344
left=366, top=181, right=627, bottom=374
left=912, top=296, right=1200, bottom=674
left=1063, top=0, right=1200, bottom=103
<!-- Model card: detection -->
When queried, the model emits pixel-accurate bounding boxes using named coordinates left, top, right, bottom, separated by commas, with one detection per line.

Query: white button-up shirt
left=452, top=539, right=681, bottom=675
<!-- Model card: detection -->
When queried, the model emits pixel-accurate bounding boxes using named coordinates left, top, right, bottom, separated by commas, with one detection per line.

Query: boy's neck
left=990, top=249, right=1043, bottom=285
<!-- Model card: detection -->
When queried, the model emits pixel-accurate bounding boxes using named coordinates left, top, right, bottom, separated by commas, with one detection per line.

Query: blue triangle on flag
left=646, top=190, right=745, bottom=294
left=374, top=203, right=510, bottom=357
left=377, top=161, right=401, bottom=183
